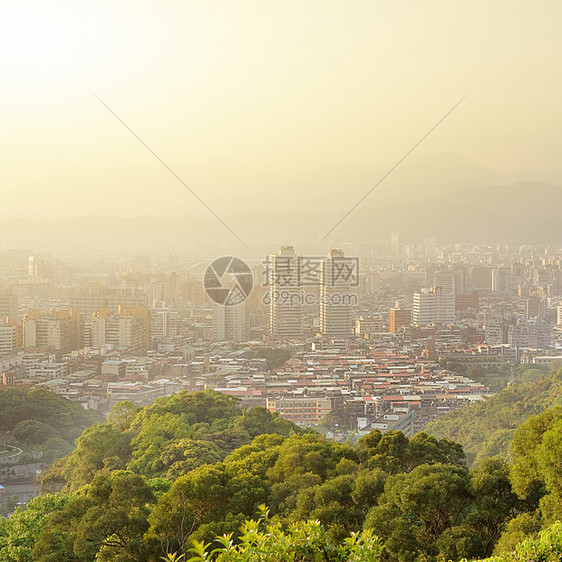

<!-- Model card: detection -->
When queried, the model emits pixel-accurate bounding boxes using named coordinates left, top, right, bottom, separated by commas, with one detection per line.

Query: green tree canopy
left=0, top=494, right=73, bottom=562
left=33, top=471, right=154, bottom=562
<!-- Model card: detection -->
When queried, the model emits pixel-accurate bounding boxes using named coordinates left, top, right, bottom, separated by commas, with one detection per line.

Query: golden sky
left=1, top=0, right=561, bottom=221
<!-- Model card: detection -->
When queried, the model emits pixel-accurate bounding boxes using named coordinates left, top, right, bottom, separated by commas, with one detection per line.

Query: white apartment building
left=0, top=325, right=16, bottom=355
left=413, top=287, right=455, bottom=326
left=213, top=303, right=247, bottom=342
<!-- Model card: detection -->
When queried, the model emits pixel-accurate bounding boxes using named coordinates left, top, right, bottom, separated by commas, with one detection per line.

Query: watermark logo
left=261, top=254, right=360, bottom=307
left=263, top=291, right=358, bottom=306
left=262, top=255, right=359, bottom=287
left=204, top=256, right=253, bottom=306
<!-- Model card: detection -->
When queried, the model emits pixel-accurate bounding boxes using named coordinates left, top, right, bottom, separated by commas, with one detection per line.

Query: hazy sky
left=2, top=0, right=562, bottom=223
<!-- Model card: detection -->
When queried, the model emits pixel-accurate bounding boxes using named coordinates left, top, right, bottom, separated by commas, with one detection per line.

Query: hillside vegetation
left=425, top=365, right=562, bottom=465
left=0, top=383, right=561, bottom=561
left=0, top=386, right=101, bottom=463
left=40, top=389, right=298, bottom=491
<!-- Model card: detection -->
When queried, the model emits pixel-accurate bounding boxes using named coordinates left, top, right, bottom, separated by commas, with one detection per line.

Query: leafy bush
left=183, top=506, right=383, bottom=561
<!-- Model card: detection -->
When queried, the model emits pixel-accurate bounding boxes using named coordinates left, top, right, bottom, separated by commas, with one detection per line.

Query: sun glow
left=0, top=3, right=108, bottom=83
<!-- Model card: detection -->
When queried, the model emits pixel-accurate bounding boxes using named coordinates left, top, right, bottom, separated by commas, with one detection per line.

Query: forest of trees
left=426, top=364, right=562, bottom=465
left=0, top=368, right=561, bottom=561
left=0, top=387, right=101, bottom=463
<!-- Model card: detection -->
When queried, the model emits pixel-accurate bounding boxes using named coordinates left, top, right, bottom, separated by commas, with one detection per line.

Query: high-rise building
left=412, top=287, right=455, bottom=326
left=0, top=289, right=18, bottom=323
left=433, top=269, right=466, bottom=294
left=526, top=295, right=546, bottom=320
left=213, top=303, right=247, bottom=341
left=455, top=291, right=479, bottom=311
left=492, top=268, right=511, bottom=294
left=320, top=249, right=353, bottom=337
left=83, top=305, right=149, bottom=354
left=150, top=309, right=180, bottom=339
left=117, top=316, right=147, bottom=354
left=388, top=306, right=411, bottom=332
left=24, top=308, right=82, bottom=353
left=470, top=267, right=493, bottom=291
left=117, top=306, right=150, bottom=354
left=425, top=264, right=436, bottom=286
left=508, top=317, right=552, bottom=350
left=0, top=325, right=16, bottom=355
left=85, top=316, right=107, bottom=348
left=28, top=256, right=54, bottom=280
left=390, top=232, right=404, bottom=256
left=434, top=271, right=456, bottom=294
left=269, top=246, right=304, bottom=339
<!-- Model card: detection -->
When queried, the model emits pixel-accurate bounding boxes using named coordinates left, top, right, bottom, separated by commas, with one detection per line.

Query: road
left=0, top=445, right=23, bottom=460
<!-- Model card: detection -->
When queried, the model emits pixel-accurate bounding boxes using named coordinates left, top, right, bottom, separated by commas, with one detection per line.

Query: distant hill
left=1, top=181, right=561, bottom=255
left=335, top=180, right=562, bottom=244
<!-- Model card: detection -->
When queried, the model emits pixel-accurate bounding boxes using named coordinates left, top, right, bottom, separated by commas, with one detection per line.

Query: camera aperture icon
left=204, top=256, right=253, bottom=306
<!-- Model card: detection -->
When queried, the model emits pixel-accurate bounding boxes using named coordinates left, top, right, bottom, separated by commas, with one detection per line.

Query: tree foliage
left=426, top=365, right=562, bottom=465
left=185, top=506, right=384, bottom=562
left=0, top=494, right=73, bottom=562
left=33, top=471, right=154, bottom=562
left=41, top=390, right=298, bottom=490
left=2, top=388, right=561, bottom=562
left=509, top=405, right=562, bottom=523
left=0, top=386, right=101, bottom=462
left=468, top=521, right=562, bottom=562
left=242, top=347, right=292, bottom=370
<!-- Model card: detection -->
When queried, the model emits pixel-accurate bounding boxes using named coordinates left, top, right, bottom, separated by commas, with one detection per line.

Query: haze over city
left=3, top=3, right=562, bottom=561
left=2, top=0, right=562, bottom=255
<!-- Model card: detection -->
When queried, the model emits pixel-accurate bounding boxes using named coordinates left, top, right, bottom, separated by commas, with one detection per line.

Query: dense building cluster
left=1, top=240, right=562, bottom=432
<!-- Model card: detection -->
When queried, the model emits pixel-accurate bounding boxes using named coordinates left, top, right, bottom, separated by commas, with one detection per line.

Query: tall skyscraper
left=269, top=246, right=304, bottom=339
left=433, top=269, right=466, bottom=294
left=320, top=249, right=353, bottom=337
left=470, top=267, right=493, bottom=291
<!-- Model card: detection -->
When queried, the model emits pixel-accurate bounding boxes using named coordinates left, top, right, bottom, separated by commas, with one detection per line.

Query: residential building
left=213, top=303, right=247, bottom=341
left=388, top=306, right=411, bottom=333
left=0, top=325, right=16, bottom=355
left=526, top=295, right=546, bottom=320
left=24, top=308, right=82, bottom=353
left=320, top=249, right=353, bottom=337
left=412, top=287, right=455, bottom=326
left=269, top=246, right=304, bottom=339
left=266, top=396, right=332, bottom=426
